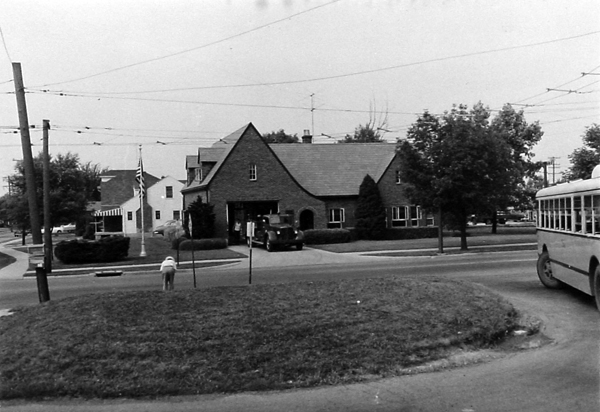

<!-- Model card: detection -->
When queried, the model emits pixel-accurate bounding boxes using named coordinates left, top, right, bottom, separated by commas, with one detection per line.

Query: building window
left=410, top=206, right=421, bottom=227
left=173, top=210, right=180, bottom=220
left=391, top=206, right=408, bottom=227
left=195, top=168, right=202, bottom=182
left=328, top=208, right=345, bottom=228
left=166, top=186, right=173, bottom=198
left=127, top=211, right=133, bottom=221
left=425, top=212, right=435, bottom=226
left=249, top=164, right=257, bottom=181
left=155, top=210, right=161, bottom=220
left=396, top=170, right=402, bottom=184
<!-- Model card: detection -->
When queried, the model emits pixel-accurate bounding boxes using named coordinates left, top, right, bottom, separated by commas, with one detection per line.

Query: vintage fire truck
left=246, top=214, right=304, bottom=252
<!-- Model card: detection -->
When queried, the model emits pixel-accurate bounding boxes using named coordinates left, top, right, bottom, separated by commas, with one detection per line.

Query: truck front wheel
left=265, top=236, right=274, bottom=252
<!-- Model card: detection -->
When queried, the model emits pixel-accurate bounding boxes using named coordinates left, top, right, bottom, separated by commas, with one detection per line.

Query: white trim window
left=249, top=164, right=257, bottom=181
left=396, top=170, right=402, bottom=184
left=328, top=208, right=345, bottom=228
left=410, top=206, right=421, bottom=227
left=194, top=168, right=202, bottom=182
left=392, top=206, right=408, bottom=227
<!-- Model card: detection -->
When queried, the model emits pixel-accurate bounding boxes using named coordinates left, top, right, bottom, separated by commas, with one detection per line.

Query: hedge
left=177, top=238, right=228, bottom=251
left=303, top=229, right=352, bottom=245
left=54, top=236, right=130, bottom=264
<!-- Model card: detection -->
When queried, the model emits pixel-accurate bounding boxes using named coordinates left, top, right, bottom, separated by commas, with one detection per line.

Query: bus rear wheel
left=537, top=251, right=562, bottom=289
left=593, top=266, right=600, bottom=310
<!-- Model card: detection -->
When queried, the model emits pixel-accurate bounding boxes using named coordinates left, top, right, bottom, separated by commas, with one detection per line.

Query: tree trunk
left=459, top=220, right=468, bottom=250
left=491, top=210, right=498, bottom=234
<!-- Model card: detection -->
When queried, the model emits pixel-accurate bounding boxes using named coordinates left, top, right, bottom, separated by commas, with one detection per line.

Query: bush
left=178, top=238, right=227, bottom=251
left=303, top=229, right=352, bottom=245
left=54, top=236, right=130, bottom=264
left=171, top=236, right=189, bottom=250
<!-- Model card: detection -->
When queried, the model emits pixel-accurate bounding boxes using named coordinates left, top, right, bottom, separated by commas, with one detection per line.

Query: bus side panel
left=538, top=230, right=593, bottom=295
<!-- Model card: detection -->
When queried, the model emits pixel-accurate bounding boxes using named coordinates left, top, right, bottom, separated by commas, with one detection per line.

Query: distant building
left=182, top=123, right=436, bottom=242
left=94, top=170, right=184, bottom=235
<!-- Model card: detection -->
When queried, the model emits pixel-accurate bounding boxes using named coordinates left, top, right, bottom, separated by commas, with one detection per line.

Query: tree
left=354, top=174, right=387, bottom=240
left=5, top=152, right=104, bottom=236
left=341, top=103, right=389, bottom=143
left=397, top=103, right=515, bottom=250
left=262, top=129, right=299, bottom=144
left=185, top=196, right=215, bottom=239
left=487, top=104, right=544, bottom=232
left=563, top=124, right=600, bottom=181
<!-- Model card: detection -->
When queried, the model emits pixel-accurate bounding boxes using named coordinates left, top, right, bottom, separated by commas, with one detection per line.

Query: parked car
left=42, top=223, right=76, bottom=235
left=153, top=220, right=182, bottom=236
left=247, top=214, right=304, bottom=252
left=14, top=230, right=29, bottom=237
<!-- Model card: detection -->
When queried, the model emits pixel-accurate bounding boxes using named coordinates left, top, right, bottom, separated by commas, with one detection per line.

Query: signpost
left=246, top=221, right=255, bottom=284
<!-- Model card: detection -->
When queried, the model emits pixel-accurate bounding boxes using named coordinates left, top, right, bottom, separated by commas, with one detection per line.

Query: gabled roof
left=270, top=143, right=396, bottom=196
left=100, top=170, right=159, bottom=209
left=182, top=124, right=398, bottom=197
left=183, top=124, right=254, bottom=192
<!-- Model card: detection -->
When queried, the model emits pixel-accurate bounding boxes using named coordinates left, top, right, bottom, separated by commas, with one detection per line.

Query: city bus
left=536, top=166, right=600, bottom=311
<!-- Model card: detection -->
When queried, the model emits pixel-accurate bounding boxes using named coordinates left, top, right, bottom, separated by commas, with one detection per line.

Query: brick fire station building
left=181, top=123, right=435, bottom=241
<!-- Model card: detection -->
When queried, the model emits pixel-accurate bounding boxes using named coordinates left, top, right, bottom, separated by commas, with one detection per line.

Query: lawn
left=0, top=277, right=528, bottom=400
left=11, top=235, right=247, bottom=273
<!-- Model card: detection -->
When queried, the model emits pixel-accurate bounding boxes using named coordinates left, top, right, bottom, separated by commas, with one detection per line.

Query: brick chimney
left=302, top=129, right=312, bottom=144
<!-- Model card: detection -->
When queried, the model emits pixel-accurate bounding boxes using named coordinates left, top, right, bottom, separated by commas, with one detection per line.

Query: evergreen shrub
left=54, top=236, right=130, bottom=264
left=303, top=229, right=352, bottom=245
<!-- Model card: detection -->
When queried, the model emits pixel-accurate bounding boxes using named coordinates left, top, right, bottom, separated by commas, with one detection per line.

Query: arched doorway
left=299, top=209, right=314, bottom=231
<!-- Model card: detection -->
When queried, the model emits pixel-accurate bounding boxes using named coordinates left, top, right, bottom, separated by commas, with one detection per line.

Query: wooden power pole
left=12, top=62, right=42, bottom=245
left=43, top=120, right=52, bottom=274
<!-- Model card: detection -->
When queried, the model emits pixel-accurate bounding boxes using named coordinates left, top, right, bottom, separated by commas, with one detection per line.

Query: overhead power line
left=31, top=0, right=342, bottom=88
left=32, top=29, right=600, bottom=95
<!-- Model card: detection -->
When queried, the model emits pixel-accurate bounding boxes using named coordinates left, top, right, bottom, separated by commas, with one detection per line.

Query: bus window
left=585, top=195, right=593, bottom=234
left=594, top=195, right=600, bottom=234
left=574, top=196, right=582, bottom=232
left=559, top=198, right=566, bottom=230
left=565, top=197, right=572, bottom=231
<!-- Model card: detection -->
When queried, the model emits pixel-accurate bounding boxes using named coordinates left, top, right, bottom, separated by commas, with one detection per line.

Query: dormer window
left=195, top=168, right=202, bottom=182
left=249, top=164, right=257, bottom=181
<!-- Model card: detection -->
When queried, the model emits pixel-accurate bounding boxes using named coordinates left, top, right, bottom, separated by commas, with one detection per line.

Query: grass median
left=0, top=276, right=523, bottom=400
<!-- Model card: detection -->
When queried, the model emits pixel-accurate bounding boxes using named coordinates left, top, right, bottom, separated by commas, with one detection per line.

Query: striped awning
left=93, top=208, right=123, bottom=217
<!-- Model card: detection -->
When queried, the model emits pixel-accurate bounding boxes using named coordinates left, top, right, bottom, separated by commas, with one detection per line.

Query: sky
left=0, top=0, right=599, bottom=196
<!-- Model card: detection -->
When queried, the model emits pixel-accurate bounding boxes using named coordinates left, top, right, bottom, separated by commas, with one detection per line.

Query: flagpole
left=138, top=145, right=147, bottom=257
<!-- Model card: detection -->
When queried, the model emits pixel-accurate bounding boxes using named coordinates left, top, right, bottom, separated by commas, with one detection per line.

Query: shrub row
left=175, top=238, right=228, bottom=251
left=54, top=236, right=130, bottom=264
left=303, top=229, right=352, bottom=245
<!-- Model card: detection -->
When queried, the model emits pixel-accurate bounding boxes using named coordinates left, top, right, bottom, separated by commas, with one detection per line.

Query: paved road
left=1, top=249, right=598, bottom=411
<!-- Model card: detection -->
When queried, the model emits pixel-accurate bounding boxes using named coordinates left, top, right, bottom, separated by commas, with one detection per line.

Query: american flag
left=136, top=157, right=145, bottom=198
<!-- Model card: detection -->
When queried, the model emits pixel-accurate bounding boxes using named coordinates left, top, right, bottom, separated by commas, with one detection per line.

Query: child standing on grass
left=160, top=256, right=177, bottom=291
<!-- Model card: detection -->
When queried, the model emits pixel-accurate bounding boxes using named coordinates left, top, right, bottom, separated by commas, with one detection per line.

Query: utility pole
left=13, top=62, right=42, bottom=244
left=548, top=157, right=560, bottom=185
left=310, top=93, right=315, bottom=136
left=43, top=120, right=52, bottom=274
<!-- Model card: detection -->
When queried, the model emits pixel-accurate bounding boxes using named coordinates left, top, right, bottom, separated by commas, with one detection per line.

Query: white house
left=94, top=171, right=184, bottom=235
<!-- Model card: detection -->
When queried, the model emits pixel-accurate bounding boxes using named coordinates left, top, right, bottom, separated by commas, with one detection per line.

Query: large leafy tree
left=397, top=103, right=515, bottom=250
left=354, top=174, right=387, bottom=240
left=5, top=152, right=104, bottom=234
left=262, top=129, right=299, bottom=144
left=487, top=104, right=544, bottom=232
left=563, top=124, right=600, bottom=181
